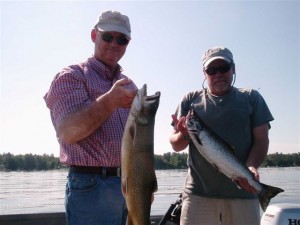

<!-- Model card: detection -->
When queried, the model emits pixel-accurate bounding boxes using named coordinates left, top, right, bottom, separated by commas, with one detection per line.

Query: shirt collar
left=87, top=56, right=123, bottom=82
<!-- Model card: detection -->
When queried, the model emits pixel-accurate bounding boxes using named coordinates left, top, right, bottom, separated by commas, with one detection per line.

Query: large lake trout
left=121, top=84, right=160, bottom=225
left=186, top=110, right=284, bottom=211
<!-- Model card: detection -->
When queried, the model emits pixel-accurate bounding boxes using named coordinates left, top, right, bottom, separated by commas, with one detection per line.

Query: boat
left=0, top=213, right=172, bottom=225
left=1, top=203, right=299, bottom=225
left=0, top=192, right=181, bottom=225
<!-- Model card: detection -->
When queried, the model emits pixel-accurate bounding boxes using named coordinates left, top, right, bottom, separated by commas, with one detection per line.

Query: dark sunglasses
left=205, top=63, right=232, bottom=76
left=100, top=32, right=129, bottom=46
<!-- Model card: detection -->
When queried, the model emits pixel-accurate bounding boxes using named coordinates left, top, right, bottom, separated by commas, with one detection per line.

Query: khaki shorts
left=180, top=192, right=260, bottom=225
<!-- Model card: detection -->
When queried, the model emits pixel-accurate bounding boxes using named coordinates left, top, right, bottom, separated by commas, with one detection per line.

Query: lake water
left=0, top=167, right=299, bottom=216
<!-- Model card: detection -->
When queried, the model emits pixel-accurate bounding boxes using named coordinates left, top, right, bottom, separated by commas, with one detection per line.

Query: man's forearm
left=246, top=124, right=270, bottom=168
left=56, top=93, right=114, bottom=144
left=170, top=131, right=189, bottom=152
left=246, top=142, right=269, bottom=168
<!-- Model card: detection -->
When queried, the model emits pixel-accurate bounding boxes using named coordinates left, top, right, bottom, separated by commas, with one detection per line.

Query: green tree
left=23, top=154, right=36, bottom=170
left=4, top=153, right=18, bottom=170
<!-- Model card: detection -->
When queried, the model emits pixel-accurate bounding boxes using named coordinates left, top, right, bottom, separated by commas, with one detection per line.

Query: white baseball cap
left=95, top=10, right=131, bottom=38
left=202, top=46, right=234, bottom=68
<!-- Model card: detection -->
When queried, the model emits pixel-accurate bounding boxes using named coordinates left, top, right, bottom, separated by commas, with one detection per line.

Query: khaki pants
left=180, top=193, right=260, bottom=225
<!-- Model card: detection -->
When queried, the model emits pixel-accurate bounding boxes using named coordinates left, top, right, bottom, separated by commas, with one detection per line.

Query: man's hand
left=171, top=115, right=188, bottom=135
left=234, top=167, right=259, bottom=193
left=108, top=78, right=138, bottom=109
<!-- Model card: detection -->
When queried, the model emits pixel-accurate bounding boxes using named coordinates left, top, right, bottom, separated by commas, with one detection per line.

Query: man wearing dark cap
left=44, top=10, right=137, bottom=225
left=170, top=46, right=273, bottom=225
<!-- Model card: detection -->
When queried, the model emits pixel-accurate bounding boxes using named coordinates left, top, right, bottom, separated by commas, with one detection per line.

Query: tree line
left=0, top=153, right=61, bottom=171
left=0, top=152, right=299, bottom=171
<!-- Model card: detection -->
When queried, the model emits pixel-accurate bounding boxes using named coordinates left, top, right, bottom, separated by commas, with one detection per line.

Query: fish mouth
left=140, top=84, right=160, bottom=103
left=186, top=110, right=195, bottom=125
left=133, top=84, right=160, bottom=114
left=133, top=84, right=160, bottom=122
left=145, top=92, right=160, bottom=102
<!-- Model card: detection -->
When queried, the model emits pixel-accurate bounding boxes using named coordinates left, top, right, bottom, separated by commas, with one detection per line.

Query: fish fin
left=195, top=134, right=202, bottom=145
left=232, top=180, right=242, bottom=190
left=129, top=124, right=135, bottom=139
left=126, top=213, right=134, bottom=225
left=258, top=183, right=284, bottom=211
left=153, top=177, right=158, bottom=193
left=227, top=145, right=235, bottom=155
left=210, top=163, right=222, bottom=174
left=121, top=178, right=128, bottom=197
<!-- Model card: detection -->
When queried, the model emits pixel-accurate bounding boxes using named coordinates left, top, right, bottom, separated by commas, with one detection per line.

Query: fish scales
left=186, top=109, right=284, bottom=211
left=201, top=129, right=263, bottom=191
left=121, top=84, right=160, bottom=225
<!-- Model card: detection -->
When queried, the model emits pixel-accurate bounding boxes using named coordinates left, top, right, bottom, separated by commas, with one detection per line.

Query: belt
left=69, top=165, right=121, bottom=177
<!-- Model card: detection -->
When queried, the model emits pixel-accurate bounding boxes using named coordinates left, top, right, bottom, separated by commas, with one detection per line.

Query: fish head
left=186, top=110, right=204, bottom=132
left=185, top=109, right=205, bottom=145
left=131, top=84, right=161, bottom=125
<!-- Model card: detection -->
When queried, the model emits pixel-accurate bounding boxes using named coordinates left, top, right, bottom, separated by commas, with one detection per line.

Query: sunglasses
left=205, top=63, right=232, bottom=76
left=100, top=32, right=129, bottom=46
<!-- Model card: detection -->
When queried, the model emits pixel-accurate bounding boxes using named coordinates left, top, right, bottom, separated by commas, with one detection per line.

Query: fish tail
left=126, top=211, right=152, bottom=225
left=258, top=183, right=284, bottom=211
left=126, top=215, right=132, bottom=225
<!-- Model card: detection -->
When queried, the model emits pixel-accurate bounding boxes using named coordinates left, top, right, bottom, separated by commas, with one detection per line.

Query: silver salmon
left=121, top=84, right=160, bottom=225
left=185, top=110, right=284, bottom=211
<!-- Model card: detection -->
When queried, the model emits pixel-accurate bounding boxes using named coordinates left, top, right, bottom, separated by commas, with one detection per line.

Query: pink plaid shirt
left=44, top=57, right=137, bottom=167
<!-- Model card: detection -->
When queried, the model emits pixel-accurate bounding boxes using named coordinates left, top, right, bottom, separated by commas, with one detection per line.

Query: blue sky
left=1, top=1, right=299, bottom=157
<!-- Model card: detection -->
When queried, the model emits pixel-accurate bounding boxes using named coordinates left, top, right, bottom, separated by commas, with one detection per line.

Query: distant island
left=0, top=152, right=299, bottom=171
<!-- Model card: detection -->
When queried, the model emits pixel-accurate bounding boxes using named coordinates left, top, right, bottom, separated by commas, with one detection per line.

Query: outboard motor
left=260, top=203, right=300, bottom=225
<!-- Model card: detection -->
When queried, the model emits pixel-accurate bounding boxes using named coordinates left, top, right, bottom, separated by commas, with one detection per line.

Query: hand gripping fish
left=185, top=110, right=284, bottom=212
left=121, top=84, right=160, bottom=225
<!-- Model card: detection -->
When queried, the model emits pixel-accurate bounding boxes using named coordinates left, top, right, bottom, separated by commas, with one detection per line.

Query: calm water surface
left=0, top=167, right=299, bottom=215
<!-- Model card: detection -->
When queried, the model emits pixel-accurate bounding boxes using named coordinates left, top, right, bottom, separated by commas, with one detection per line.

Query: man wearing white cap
left=170, top=46, right=274, bottom=225
left=44, top=10, right=137, bottom=225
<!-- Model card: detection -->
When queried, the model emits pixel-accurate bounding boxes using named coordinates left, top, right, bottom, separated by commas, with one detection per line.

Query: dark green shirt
left=174, top=87, right=274, bottom=199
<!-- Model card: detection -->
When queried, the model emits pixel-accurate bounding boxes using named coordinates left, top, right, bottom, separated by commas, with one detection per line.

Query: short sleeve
left=44, top=66, right=91, bottom=124
left=249, top=90, right=274, bottom=128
